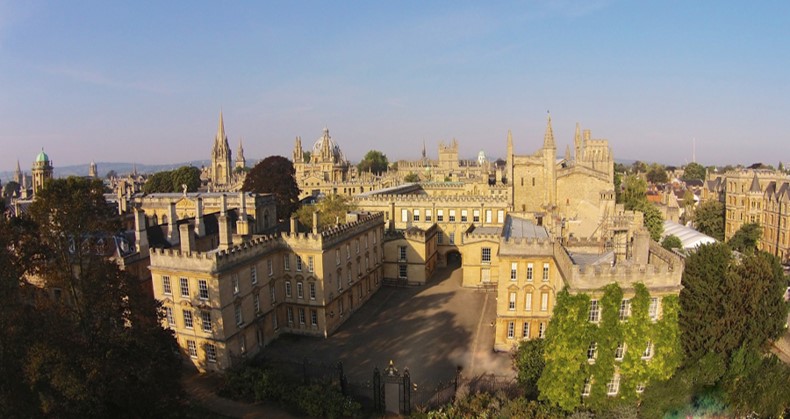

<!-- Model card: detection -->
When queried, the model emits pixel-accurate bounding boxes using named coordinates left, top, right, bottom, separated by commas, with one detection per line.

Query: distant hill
left=0, top=160, right=211, bottom=182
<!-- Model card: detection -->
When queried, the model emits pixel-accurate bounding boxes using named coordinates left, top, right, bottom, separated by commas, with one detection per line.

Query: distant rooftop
left=503, top=215, right=549, bottom=240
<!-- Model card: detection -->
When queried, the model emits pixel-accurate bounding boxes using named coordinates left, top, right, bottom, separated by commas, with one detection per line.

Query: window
left=198, top=279, right=209, bottom=300
left=425, top=209, right=432, bottom=222
left=461, top=210, right=468, bottom=222
left=481, top=247, right=491, bottom=264
left=346, top=244, right=350, bottom=259
left=507, top=321, right=515, bottom=339
left=166, top=307, right=175, bottom=327
left=401, top=209, right=408, bottom=222
left=287, top=307, right=294, bottom=324
left=285, top=281, right=292, bottom=298
left=485, top=209, right=492, bottom=223
left=234, top=304, right=243, bottom=325
left=538, top=322, right=546, bottom=338
left=307, top=256, right=314, bottom=273
left=187, top=340, right=197, bottom=358
left=481, top=268, right=491, bottom=283
left=298, top=308, right=306, bottom=325
left=310, top=309, right=318, bottom=326
left=649, top=297, right=659, bottom=320
left=437, top=210, right=444, bottom=222
left=272, top=311, right=278, bottom=329
left=619, top=299, right=631, bottom=321
left=297, top=282, right=303, bottom=299
left=522, top=322, right=530, bottom=339
left=449, top=232, right=455, bottom=245
left=162, top=276, right=172, bottom=295
left=284, top=254, right=290, bottom=271
left=339, top=298, right=345, bottom=314
left=413, top=209, right=420, bottom=221
left=589, top=300, right=600, bottom=323
left=615, top=343, right=625, bottom=360
left=347, top=270, right=352, bottom=285
left=525, top=292, right=533, bottom=311
left=232, top=275, right=239, bottom=295
left=201, top=310, right=212, bottom=332
left=497, top=210, right=504, bottom=224
left=296, top=256, right=303, bottom=272
left=254, top=294, right=260, bottom=313
left=270, top=284, right=276, bottom=304
left=642, top=341, right=653, bottom=359
left=606, top=374, right=620, bottom=395
left=582, top=378, right=592, bottom=397
left=356, top=239, right=360, bottom=254
left=542, top=263, right=549, bottom=281
left=398, top=246, right=407, bottom=261
left=473, top=209, right=480, bottom=223
left=399, top=264, right=407, bottom=279
left=510, top=262, right=517, bottom=281
left=309, top=283, right=316, bottom=300
left=437, top=232, right=443, bottom=244
left=541, top=292, right=549, bottom=311
left=183, top=310, right=194, bottom=329
left=205, top=344, right=217, bottom=363
left=527, top=263, right=533, bottom=281
left=336, top=249, right=341, bottom=265
left=509, top=292, right=516, bottom=310
left=587, top=342, right=598, bottom=361
left=449, top=210, right=456, bottom=222
left=180, top=277, right=190, bottom=298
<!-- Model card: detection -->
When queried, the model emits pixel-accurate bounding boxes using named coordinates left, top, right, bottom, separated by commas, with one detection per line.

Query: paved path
left=182, top=371, right=295, bottom=419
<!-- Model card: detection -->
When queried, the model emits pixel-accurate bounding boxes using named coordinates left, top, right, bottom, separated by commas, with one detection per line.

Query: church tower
left=32, top=148, right=54, bottom=196
left=542, top=114, right=557, bottom=207
left=13, top=160, right=23, bottom=185
left=211, top=111, right=232, bottom=187
left=89, top=160, right=98, bottom=178
left=235, top=139, right=246, bottom=170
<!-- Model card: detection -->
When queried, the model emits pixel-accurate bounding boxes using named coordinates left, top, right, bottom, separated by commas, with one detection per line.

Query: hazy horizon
left=1, top=1, right=788, bottom=172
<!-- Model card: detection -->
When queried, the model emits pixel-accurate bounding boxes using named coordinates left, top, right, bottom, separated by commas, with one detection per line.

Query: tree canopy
left=646, top=163, right=668, bottom=184
left=661, top=234, right=682, bottom=251
left=727, top=222, right=761, bottom=253
left=142, top=166, right=201, bottom=193
left=620, top=175, right=664, bottom=241
left=242, top=156, right=300, bottom=219
left=682, top=162, right=706, bottom=181
left=357, top=150, right=389, bottom=175
left=294, top=194, right=356, bottom=231
left=1, top=177, right=183, bottom=417
left=693, top=200, right=725, bottom=241
left=403, top=172, right=420, bottom=183
left=513, top=339, right=545, bottom=400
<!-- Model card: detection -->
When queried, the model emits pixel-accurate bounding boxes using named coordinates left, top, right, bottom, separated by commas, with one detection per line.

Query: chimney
left=632, top=229, right=650, bottom=265
left=218, top=213, right=232, bottom=251
left=134, top=208, right=149, bottom=257
left=180, top=223, right=195, bottom=253
left=613, top=228, right=628, bottom=265
left=236, top=192, right=250, bottom=235
left=167, top=202, right=179, bottom=244
left=312, top=211, right=319, bottom=235
left=290, top=216, right=298, bottom=235
left=194, top=197, right=205, bottom=237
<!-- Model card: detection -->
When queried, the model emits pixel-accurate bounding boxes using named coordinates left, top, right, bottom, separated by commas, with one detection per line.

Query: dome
left=311, top=128, right=346, bottom=163
left=36, top=149, right=49, bottom=163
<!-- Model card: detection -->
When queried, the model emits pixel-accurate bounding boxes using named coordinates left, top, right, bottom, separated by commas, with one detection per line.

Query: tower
left=89, top=160, right=98, bottom=178
left=235, top=139, right=246, bottom=170
left=211, top=111, right=233, bottom=187
left=32, top=148, right=54, bottom=196
left=542, top=114, right=557, bottom=207
left=14, top=160, right=23, bottom=185
left=293, top=136, right=304, bottom=163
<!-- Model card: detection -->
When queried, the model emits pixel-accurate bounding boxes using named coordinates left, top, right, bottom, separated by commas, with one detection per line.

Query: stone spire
left=574, top=122, right=581, bottom=160
left=214, top=111, right=230, bottom=154
left=564, top=145, right=571, bottom=162
left=543, top=114, right=555, bottom=149
left=235, top=138, right=246, bottom=169
left=14, top=159, right=22, bottom=184
left=211, top=110, right=232, bottom=186
left=293, top=136, right=304, bottom=162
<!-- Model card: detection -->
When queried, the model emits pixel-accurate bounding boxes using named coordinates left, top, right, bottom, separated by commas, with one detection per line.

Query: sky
left=1, top=0, right=789, bottom=173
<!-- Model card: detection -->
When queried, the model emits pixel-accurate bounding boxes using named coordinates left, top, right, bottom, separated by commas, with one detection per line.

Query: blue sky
left=1, top=1, right=788, bottom=172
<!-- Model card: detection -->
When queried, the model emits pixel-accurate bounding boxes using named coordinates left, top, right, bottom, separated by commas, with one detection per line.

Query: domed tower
left=32, top=148, right=54, bottom=196
left=89, top=160, right=98, bottom=178
left=211, top=111, right=232, bottom=187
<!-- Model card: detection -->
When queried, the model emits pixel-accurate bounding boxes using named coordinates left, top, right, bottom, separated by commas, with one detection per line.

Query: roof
left=662, top=220, right=717, bottom=250
left=503, top=215, right=549, bottom=240
left=36, top=149, right=49, bottom=162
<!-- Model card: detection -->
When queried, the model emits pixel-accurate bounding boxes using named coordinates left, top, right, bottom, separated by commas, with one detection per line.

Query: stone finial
left=543, top=113, right=555, bottom=149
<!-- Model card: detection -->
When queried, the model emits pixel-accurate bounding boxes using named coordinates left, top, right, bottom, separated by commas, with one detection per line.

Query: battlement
left=499, top=236, right=556, bottom=256
left=565, top=261, right=682, bottom=293
left=354, top=193, right=509, bottom=204
left=215, top=234, right=286, bottom=268
left=320, top=212, right=383, bottom=243
left=149, top=247, right=218, bottom=273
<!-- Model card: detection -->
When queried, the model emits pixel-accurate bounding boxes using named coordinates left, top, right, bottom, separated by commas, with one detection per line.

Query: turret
left=235, top=139, right=246, bottom=169
left=293, top=136, right=304, bottom=163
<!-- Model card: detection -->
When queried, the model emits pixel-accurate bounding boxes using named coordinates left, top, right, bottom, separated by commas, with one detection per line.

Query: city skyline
left=1, top=1, right=789, bottom=171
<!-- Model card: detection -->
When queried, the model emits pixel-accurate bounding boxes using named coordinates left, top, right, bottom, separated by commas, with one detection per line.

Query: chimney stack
left=290, top=216, right=298, bottom=235
left=312, top=212, right=319, bottom=235
left=167, top=202, right=179, bottom=244
left=134, top=208, right=149, bottom=257
left=194, top=197, right=205, bottom=237
left=179, top=223, right=195, bottom=253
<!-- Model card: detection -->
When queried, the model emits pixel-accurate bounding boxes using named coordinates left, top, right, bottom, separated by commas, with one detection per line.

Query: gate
left=373, top=360, right=411, bottom=415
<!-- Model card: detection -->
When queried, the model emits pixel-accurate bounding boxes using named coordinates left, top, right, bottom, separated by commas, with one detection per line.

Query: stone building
left=210, top=112, right=233, bottom=189
left=32, top=148, right=54, bottom=197
left=147, top=205, right=385, bottom=371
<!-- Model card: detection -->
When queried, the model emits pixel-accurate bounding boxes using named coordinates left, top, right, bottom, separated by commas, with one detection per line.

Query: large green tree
left=646, top=163, right=668, bottom=184
left=294, top=194, right=356, bottom=231
left=693, top=200, right=725, bottom=241
left=357, top=150, right=389, bottom=175
left=7, top=177, right=183, bottom=417
left=682, top=162, right=706, bottom=181
left=727, top=222, right=761, bottom=253
left=243, top=156, right=300, bottom=219
left=513, top=339, right=545, bottom=400
left=142, top=166, right=201, bottom=193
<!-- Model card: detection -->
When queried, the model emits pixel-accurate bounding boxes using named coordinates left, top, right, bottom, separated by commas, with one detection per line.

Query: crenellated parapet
left=150, top=247, right=218, bottom=273
left=565, top=261, right=682, bottom=294
left=215, top=234, right=287, bottom=270
left=319, top=212, right=384, bottom=248
left=499, top=236, right=556, bottom=257
left=354, top=193, right=509, bottom=205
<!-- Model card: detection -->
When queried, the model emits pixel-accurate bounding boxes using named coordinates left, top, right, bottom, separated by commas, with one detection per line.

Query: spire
left=574, top=122, right=581, bottom=159
left=216, top=110, right=227, bottom=146
left=564, top=145, right=571, bottom=161
left=237, top=138, right=245, bottom=158
left=543, top=113, right=555, bottom=149
left=749, top=172, right=761, bottom=193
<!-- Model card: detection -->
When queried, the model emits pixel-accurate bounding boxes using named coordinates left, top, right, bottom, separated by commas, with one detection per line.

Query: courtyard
left=258, top=261, right=515, bottom=402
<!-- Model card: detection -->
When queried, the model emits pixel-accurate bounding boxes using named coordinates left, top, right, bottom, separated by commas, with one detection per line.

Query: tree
left=693, top=200, right=725, bottom=241
left=143, top=166, right=201, bottom=193
left=727, top=222, right=761, bottom=253
left=2, top=181, right=19, bottom=198
left=294, top=194, right=356, bottom=231
left=621, top=175, right=647, bottom=209
left=12, top=177, right=183, bottom=417
left=679, top=243, right=787, bottom=362
left=513, top=339, right=545, bottom=400
left=633, top=200, right=664, bottom=241
left=646, top=164, right=668, bottom=184
left=243, top=156, right=300, bottom=219
left=721, top=346, right=790, bottom=417
left=105, top=170, right=117, bottom=179
left=661, top=234, right=682, bottom=251
left=682, top=162, right=706, bottom=181
left=680, top=189, right=696, bottom=224
left=403, top=172, right=420, bottom=183
left=631, top=160, right=647, bottom=174
left=357, top=150, right=389, bottom=175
